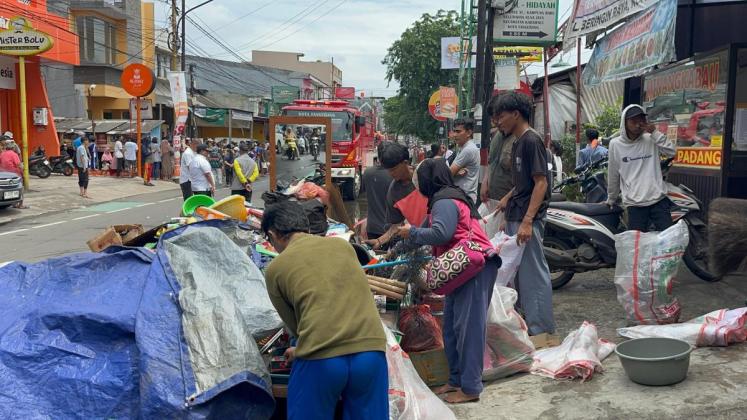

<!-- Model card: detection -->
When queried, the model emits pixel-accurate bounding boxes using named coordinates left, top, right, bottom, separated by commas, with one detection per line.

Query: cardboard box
left=87, top=224, right=144, bottom=252
left=409, top=348, right=449, bottom=387
left=529, top=333, right=561, bottom=350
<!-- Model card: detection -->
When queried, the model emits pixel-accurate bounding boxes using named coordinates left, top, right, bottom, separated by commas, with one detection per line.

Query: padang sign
left=563, top=0, right=658, bottom=48
left=0, top=17, right=53, bottom=56
left=582, top=0, right=676, bottom=86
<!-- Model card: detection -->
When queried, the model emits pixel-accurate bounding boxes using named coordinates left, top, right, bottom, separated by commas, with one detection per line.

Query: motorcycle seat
left=549, top=201, right=622, bottom=216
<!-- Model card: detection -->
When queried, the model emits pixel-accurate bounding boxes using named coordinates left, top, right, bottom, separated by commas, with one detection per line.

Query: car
left=0, top=170, right=23, bottom=209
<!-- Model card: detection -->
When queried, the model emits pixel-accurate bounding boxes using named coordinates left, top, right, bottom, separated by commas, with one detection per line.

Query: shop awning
left=193, top=108, right=253, bottom=129
left=54, top=118, right=91, bottom=133
left=95, top=120, right=129, bottom=134
left=109, top=120, right=165, bottom=135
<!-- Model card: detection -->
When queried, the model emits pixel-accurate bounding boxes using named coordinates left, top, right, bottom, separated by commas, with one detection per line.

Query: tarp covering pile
left=0, top=221, right=281, bottom=419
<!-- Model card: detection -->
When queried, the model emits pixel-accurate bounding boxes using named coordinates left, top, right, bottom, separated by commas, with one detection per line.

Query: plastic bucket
left=210, top=195, right=248, bottom=221
left=615, top=337, right=693, bottom=386
left=182, top=194, right=216, bottom=216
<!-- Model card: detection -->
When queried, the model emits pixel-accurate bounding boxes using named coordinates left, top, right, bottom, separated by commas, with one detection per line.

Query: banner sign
left=0, top=16, right=53, bottom=56
left=438, top=86, right=458, bottom=119
left=0, top=55, right=16, bottom=89
left=167, top=71, right=188, bottom=136
left=271, top=86, right=300, bottom=104
left=129, top=98, right=153, bottom=119
left=675, top=147, right=721, bottom=169
left=231, top=110, right=253, bottom=121
left=495, top=58, right=520, bottom=91
left=428, top=90, right=447, bottom=122
left=492, top=0, right=559, bottom=46
left=643, top=59, right=721, bottom=103
left=563, top=0, right=659, bottom=48
left=335, top=87, right=355, bottom=99
left=582, top=0, right=676, bottom=86
left=441, top=36, right=477, bottom=69
left=493, top=46, right=543, bottom=62
left=194, top=108, right=227, bottom=125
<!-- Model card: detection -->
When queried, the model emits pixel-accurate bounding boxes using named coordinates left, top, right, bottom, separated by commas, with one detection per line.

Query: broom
left=708, top=198, right=747, bottom=276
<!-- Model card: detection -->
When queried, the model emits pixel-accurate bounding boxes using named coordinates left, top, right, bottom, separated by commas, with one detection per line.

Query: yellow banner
left=493, top=46, right=543, bottom=62
left=675, top=147, right=721, bottom=169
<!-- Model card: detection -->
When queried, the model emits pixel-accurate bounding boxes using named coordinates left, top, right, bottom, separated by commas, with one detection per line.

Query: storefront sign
left=167, top=71, right=188, bottom=136
left=428, top=90, right=447, bottom=122
left=582, top=0, right=676, bottom=86
left=231, top=110, right=253, bottom=121
left=335, top=87, right=356, bottom=99
left=0, top=16, right=53, bottom=56
left=675, top=147, right=721, bottom=169
left=441, top=36, right=476, bottom=69
left=121, top=63, right=155, bottom=97
left=438, top=86, right=458, bottom=120
left=129, top=98, right=153, bottom=119
left=644, top=59, right=721, bottom=103
left=492, top=0, right=559, bottom=46
left=493, top=46, right=543, bottom=62
left=563, top=0, right=658, bottom=48
left=0, top=55, right=16, bottom=89
left=271, top=86, right=300, bottom=104
left=194, top=108, right=227, bottom=125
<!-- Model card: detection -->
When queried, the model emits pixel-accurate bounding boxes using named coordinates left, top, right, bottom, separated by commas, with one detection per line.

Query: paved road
left=0, top=153, right=326, bottom=262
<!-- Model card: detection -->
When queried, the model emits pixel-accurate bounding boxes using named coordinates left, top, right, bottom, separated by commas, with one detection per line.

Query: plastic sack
left=531, top=321, right=615, bottom=382
left=482, top=285, right=535, bottom=381
left=613, top=220, right=689, bottom=325
left=618, top=307, right=747, bottom=347
left=384, top=324, right=456, bottom=420
left=398, top=305, right=444, bottom=353
left=490, top=231, right=526, bottom=287
left=295, top=181, right=330, bottom=206
left=478, top=200, right=504, bottom=238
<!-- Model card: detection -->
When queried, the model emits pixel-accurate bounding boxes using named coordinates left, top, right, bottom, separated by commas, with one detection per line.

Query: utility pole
left=474, top=0, right=486, bottom=107
left=479, top=6, right=495, bottom=150
left=170, top=0, right=178, bottom=71
left=181, top=0, right=186, bottom=72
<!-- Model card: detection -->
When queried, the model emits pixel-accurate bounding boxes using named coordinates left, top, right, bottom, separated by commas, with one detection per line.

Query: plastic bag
left=531, top=321, right=615, bottom=382
left=398, top=305, right=444, bottom=353
left=478, top=201, right=504, bottom=238
left=614, top=220, right=689, bottom=325
left=618, top=307, right=747, bottom=346
left=482, top=285, right=535, bottom=381
left=384, top=324, right=456, bottom=420
left=490, top=231, right=526, bottom=287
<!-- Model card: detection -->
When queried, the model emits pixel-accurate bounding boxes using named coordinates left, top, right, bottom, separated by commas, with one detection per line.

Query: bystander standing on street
left=160, top=138, right=174, bottom=180
left=189, top=143, right=216, bottom=197
left=179, top=139, right=195, bottom=200
left=481, top=95, right=517, bottom=204
left=494, top=91, right=555, bottom=336
left=76, top=136, right=92, bottom=199
left=606, top=105, right=676, bottom=232
left=207, top=140, right=223, bottom=187
left=142, top=137, right=154, bottom=186
left=362, top=147, right=393, bottom=243
left=450, top=118, right=480, bottom=203
left=231, top=143, right=258, bottom=203
left=578, top=128, right=608, bottom=169
left=150, top=138, right=161, bottom=180
left=124, top=138, right=137, bottom=176
left=114, top=137, right=124, bottom=177
left=223, top=146, right=236, bottom=187
left=263, top=201, right=388, bottom=419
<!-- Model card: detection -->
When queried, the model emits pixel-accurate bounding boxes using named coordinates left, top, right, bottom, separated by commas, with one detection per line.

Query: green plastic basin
left=615, top=337, right=693, bottom=386
left=182, top=194, right=216, bottom=216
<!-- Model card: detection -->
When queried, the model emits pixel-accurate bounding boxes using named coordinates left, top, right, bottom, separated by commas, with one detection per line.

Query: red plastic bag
left=398, top=305, right=444, bottom=353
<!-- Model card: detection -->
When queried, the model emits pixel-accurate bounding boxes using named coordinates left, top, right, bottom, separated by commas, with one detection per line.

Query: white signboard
left=231, top=110, right=253, bottom=121
left=0, top=55, right=16, bottom=90
left=494, top=58, right=520, bottom=91
left=563, top=0, right=659, bottom=48
left=441, top=36, right=477, bottom=70
left=167, top=71, right=188, bottom=136
left=129, top=98, right=153, bottom=119
left=493, top=0, right=559, bottom=46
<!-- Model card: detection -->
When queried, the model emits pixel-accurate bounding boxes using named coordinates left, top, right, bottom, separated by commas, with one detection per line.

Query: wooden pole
left=18, top=56, right=29, bottom=189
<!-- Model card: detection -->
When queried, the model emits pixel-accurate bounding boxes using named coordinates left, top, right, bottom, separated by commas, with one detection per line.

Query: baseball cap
left=624, top=106, right=647, bottom=120
left=196, top=144, right=209, bottom=154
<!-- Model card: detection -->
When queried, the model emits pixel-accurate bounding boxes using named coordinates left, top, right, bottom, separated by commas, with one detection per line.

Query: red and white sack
left=478, top=201, right=503, bottom=239
left=482, top=285, right=535, bottom=381
left=614, top=220, right=689, bottom=325
left=489, top=231, right=525, bottom=288
left=531, top=321, right=615, bottom=382
left=618, top=307, right=747, bottom=347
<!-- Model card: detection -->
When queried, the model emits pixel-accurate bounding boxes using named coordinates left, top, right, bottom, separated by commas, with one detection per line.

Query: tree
left=382, top=10, right=460, bottom=142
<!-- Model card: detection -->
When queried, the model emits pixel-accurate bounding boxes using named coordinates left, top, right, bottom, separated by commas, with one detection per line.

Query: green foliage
left=382, top=10, right=460, bottom=141
left=593, top=98, right=623, bottom=139
left=559, top=133, right=583, bottom=202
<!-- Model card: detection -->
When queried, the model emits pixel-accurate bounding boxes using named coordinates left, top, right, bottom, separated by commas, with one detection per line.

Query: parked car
left=0, top=170, right=22, bottom=209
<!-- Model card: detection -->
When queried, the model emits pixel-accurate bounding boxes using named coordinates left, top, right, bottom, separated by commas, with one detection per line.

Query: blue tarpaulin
left=0, top=222, right=277, bottom=419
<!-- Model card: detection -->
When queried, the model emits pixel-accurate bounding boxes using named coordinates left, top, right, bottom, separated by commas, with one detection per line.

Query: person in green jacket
left=263, top=201, right=388, bottom=420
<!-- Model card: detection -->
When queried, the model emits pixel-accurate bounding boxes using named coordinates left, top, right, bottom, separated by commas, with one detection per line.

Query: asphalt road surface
left=0, top=152, right=328, bottom=263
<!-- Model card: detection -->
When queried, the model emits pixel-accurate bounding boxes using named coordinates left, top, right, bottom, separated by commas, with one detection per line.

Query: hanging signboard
left=0, top=17, right=53, bottom=56
left=582, top=0, right=677, bottom=87
left=492, top=0, right=559, bottom=46
left=493, top=46, right=543, bottom=62
left=129, top=98, right=153, bottom=119
left=563, top=0, right=659, bottom=49
left=428, top=90, right=447, bottom=122
left=121, top=63, right=155, bottom=98
left=194, top=107, right=227, bottom=125
left=438, top=86, right=458, bottom=119
left=335, top=87, right=356, bottom=99
left=271, top=86, right=300, bottom=104
left=494, top=58, right=520, bottom=91
left=441, top=36, right=477, bottom=69
left=167, top=71, right=189, bottom=137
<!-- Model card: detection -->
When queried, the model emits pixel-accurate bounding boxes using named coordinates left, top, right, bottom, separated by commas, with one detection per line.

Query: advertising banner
left=441, top=36, right=476, bottom=70
left=271, top=86, right=300, bottom=104
left=563, top=0, right=659, bottom=48
left=438, top=86, right=458, bottom=119
left=428, top=90, right=447, bottom=122
left=582, top=0, right=677, bottom=86
left=167, top=71, right=188, bottom=137
left=335, top=87, right=356, bottom=99
left=493, top=46, right=543, bottom=62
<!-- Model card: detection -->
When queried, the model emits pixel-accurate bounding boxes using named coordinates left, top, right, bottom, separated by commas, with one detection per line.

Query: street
left=0, top=153, right=327, bottom=262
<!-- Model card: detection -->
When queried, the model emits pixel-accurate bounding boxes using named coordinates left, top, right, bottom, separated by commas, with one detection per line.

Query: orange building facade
left=0, top=0, right=79, bottom=152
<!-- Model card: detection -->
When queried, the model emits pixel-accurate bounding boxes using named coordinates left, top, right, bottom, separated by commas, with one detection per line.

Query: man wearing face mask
left=606, top=105, right=676, bottom=232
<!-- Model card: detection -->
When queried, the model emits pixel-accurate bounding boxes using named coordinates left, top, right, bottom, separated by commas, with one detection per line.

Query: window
left=76, top=16, right=118, bottom=65
left=156, top=53, right=170, bottom=78
left=103, top=111, right=114, bottom=119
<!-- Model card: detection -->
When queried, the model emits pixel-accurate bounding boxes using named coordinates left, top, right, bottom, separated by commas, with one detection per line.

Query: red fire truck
left=282, top=99, right=376, bottom=200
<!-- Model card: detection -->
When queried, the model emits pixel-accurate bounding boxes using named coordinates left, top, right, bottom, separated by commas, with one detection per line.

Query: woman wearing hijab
left=160, top=138, right=174, bottom=180
left=396, top=158, right=499, bottom=404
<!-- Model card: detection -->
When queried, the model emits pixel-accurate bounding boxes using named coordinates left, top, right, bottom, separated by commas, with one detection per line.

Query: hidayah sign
left=0, top=16, right=53, bottom=56
left=582, top=0, right=676, bottom=86
left=493, top=0, right=559, bottom=46
left=675, top=147, right=721, bottom=169
left=563, top=0, right=659, bottom=48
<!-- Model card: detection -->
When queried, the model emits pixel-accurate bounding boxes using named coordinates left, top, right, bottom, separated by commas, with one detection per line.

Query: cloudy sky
left=154, top=0, right=585, bottom=97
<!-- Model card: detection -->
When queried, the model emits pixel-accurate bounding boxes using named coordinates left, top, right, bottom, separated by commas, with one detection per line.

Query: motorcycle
left=285, top=142, right=299, bottom=161
left=544, top=157, right=717, bottom=289
left=310, top=136, right=320, bottom=161
left=49, top=155, right=75, bottom=176
left=28, top=155, right=52, bottom=178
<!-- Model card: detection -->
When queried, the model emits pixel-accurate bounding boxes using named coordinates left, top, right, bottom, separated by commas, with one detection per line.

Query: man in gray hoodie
left=606, top=104, right=676, bottom=232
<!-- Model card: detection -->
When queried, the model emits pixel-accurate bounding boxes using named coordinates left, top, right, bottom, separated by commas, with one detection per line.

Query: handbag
left=426, top=220, right=487, bottom=295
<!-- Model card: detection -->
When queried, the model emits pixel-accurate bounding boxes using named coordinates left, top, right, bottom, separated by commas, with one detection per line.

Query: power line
left=254, top=0, right=348, bottom=51
left=231, top=0, right=331, bottom=51
left=189, top=0, right=276, bottom=44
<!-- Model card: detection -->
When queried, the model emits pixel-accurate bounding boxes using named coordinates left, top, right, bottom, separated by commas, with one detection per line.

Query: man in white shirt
left=179, top=139, right=196, bottom=200
left=124, top=139, right=138, bottom=176
left=189, top=143, right=216, bottom=196
left=449, top=118, right=481, bottom=203
left=114, top=137, right=124, bottom=177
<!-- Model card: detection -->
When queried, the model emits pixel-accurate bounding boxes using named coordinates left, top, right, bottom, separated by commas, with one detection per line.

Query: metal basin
left=615, top=337, right=693, bottom=386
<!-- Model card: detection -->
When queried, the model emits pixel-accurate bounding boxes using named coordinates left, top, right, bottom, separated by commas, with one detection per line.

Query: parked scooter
left=544, top=157, right=717, bottom=289
left=49, top=155, right=75, bottom=176
left=28, top=155, right=52, bottom=178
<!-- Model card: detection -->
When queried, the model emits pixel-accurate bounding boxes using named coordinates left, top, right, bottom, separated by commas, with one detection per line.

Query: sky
left=154, top=0, right=588, bottom=98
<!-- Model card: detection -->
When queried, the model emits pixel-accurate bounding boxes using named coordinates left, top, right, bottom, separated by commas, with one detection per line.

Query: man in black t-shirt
left=362, top=154, right=393, bottom=241
left=494, top=91, right=556, bottom=336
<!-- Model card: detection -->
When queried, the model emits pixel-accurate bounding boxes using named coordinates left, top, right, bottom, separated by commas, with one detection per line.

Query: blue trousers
left=506, top=219, right=556, bottom=335
left=443, top=259, right=498, bottom=396
left=287, top=351, right=388, bottom=420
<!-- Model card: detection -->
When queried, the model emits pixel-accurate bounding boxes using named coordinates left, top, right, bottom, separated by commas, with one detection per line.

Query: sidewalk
left=0, top=174, right=180, bottom=225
